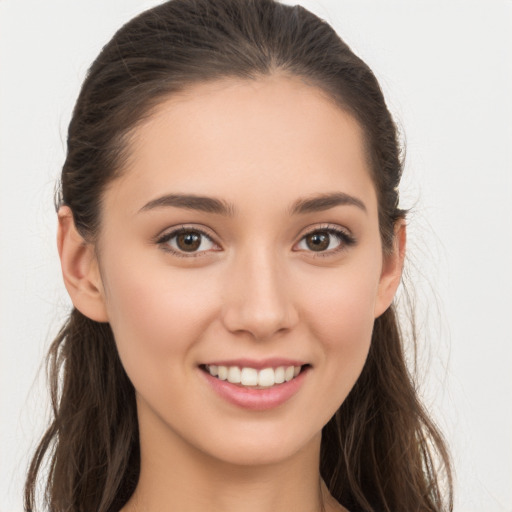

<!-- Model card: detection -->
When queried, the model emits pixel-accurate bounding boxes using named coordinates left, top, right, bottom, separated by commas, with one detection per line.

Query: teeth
left=206, top=364, right=303, bottom=387
left=258, top=368, right=275, bottom=387
left=217, top=365, right=228, bottom=380
left=240, top=367, right=258, bottom=386
left=274, top=366, right=285, bottom=384
left=227, top=366, right=241, bottom=383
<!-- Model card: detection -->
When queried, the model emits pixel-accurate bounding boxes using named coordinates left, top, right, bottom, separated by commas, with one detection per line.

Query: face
left=92, top=76, right=400, bottom=467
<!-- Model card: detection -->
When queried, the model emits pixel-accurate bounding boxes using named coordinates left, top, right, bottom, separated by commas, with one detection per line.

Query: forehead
left=107, top=75, right=377, bottom=217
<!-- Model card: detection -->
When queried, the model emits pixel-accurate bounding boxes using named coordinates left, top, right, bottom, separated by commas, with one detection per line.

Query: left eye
left=160, top=229, right=217, bottom=254
left=296, top=230, right=347, bottom=252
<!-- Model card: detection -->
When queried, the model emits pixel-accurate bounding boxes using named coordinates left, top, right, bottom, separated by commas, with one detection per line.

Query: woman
left=25, top=0, right=453, bottom=511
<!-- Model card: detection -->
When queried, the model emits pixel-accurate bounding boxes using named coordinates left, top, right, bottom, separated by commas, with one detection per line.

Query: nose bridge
left=221, top=242, right=298, bottom=340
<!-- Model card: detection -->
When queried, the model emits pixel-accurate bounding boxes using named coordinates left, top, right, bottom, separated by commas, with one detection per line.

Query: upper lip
left=201, top=358, right=308, bottom=370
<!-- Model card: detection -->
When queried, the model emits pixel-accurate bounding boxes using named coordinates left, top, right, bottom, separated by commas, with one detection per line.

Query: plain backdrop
left=1, top=1, right=511, bottom=511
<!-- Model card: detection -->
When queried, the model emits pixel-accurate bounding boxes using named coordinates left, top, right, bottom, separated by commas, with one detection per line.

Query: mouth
left=199, top=363, right=310, bottom=389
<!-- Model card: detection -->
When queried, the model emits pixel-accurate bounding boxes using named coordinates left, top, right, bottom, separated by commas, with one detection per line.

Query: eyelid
left=155, top=225, right=221, bottom=257
left=293, top=223, right=356, bottom=256
left=153, top=222, right=355, bottom=258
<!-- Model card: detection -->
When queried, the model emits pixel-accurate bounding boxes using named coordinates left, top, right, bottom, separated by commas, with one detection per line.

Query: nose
left=220, top=246, right=299, bottom=341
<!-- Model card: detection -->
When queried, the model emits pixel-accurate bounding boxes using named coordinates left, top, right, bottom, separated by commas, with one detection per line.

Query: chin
left=194, top=425, right=322, bottom=468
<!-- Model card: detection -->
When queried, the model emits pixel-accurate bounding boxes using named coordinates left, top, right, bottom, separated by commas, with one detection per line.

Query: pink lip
left=199, top=365, right=310, bottom=411
left=202, top=358, right=307, bottom=370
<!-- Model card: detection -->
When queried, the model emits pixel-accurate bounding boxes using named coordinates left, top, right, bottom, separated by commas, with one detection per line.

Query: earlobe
left=57, top=206, right=109, bottom=322
left=374, top=220, right=407, bottom=318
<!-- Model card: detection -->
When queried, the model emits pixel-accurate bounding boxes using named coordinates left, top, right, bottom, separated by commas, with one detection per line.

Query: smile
left=201, top=364, right=307, bottom=389
left=200, top=362, right=310, bottom=410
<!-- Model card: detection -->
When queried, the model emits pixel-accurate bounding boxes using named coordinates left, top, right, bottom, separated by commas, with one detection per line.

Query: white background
left=1, top=1, right=511, bottom=511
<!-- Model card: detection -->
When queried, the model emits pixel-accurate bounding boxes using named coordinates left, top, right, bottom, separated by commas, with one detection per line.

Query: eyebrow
left=139, top=194, right=236, bottom=216
left=289, top=192, right=367, bottom=215
left=139, top=191, right=366, bottom=216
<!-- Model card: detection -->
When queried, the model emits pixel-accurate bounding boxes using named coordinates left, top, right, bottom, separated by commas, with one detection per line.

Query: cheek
left=313, top=285, right=376, bottom=374
left=101, top=260, right=219, bottom=372
left=300, top=258, right=381, bottom=396
left=304, top=260, right=380, bottom=344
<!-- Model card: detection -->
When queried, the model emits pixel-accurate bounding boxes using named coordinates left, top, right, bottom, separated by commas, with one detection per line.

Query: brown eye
left=296, top=227, right=354, bottom=255
left=305, top=232, right=330, bottom=251
left=176, top=232, right=202, bottom=252
left=160, top=228, right=217, bottom=255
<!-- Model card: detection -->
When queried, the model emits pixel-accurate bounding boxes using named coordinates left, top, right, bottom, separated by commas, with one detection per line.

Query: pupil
left=178, top=232, right=201, bottom=251
left=307, top=232, right=329, bottom=251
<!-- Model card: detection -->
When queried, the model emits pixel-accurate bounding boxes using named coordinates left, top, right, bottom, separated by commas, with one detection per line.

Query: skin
left=58, top=75, right=405, bottom=512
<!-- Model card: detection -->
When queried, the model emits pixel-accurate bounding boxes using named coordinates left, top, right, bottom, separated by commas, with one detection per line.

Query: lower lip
left=200, top=367, right=309, bottom=411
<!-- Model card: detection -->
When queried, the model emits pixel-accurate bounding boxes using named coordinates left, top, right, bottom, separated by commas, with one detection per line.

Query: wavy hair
left=25, top=1, right=452, bottom=511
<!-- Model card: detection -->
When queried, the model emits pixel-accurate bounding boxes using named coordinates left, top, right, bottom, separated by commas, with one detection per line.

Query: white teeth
left=241, top=367, right=258, bottom=386
left=274, top=366, right=285, bottom=384
left=217, top=365, right=228, bottom=380
left=206, top=364, right=304, bottom=387
left=258, top=368, right=275, bottom=387
left=227, top=366, right=241, bottom=384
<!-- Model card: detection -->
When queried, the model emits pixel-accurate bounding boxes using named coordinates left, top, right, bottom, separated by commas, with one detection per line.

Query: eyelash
left=295, top=225, right=356, bottom=257
left=156, top=226, right=219, bottom=258
left=155, top=224, right=356, bottom=258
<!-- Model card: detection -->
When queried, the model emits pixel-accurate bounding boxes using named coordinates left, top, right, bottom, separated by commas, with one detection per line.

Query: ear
left=374, top=220, right=406, bottom=318
left=57, top=206, right=109, bottom=322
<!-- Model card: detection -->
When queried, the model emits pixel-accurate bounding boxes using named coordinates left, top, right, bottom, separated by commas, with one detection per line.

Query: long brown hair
left=25, top=1, right=453, bottom=511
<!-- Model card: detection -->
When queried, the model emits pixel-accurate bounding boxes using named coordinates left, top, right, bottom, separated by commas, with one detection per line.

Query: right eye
left=157, top=227, right=219, bottom=257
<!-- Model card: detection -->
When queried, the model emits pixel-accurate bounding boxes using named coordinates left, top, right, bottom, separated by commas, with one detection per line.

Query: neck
left=122, top=412, right=342, bottom=512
